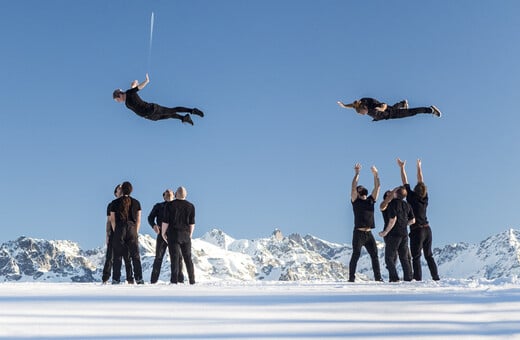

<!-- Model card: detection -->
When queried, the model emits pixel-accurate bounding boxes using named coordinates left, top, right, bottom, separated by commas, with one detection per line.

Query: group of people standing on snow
left=348, top=159, right=440, bottom=283
left=102, top=182, right=196, bottom=285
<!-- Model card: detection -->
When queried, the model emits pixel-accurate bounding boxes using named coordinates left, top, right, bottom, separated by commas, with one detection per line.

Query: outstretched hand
left=370, top=166, right=378, bottom=176
left=354, top=163, right=361, bottom=174
left=397, top=158, right=406, bottom=168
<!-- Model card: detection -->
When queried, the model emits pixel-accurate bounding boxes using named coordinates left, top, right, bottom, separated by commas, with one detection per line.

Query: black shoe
left=112, top=280, right=120, bottom=285
left=136, top=279, right=145, bottom=285
left=182, top=114, right=194, bottom=125
left=431, top=105, right=442, bottom=117
left=127, top=280, right=134, bottom=284
left=192, top=108, right=204, bottom=117
left=348, top=278, right=355, bottom=283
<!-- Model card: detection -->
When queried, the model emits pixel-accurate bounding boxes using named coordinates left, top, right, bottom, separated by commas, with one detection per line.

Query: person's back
left=124, top=87, right=154, bottom=117
left=405, top=183, right=429, bottom=228
left=111, top=196, right=141, bottom=227
left=165, top=199, right=195, bottom=231
left=387, top=199, right=413, bottom=237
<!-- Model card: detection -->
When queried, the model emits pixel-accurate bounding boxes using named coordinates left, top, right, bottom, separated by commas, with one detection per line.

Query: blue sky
left=1, top=1, right=519, bottom=249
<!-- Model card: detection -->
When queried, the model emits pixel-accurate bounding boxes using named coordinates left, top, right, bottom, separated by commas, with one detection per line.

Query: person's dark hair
left=396, top=186, right=408, bottom=200
left=414, top=182, right=427, bottom=199
left=113, top=184, right=121, bottom=197
left=356, top=185, right=368, bottom=197
left=383, top=190, right=392, bottom=200
left=118, top=181, right=133, bottom=221
left=113, top=89, right=124, bottom=99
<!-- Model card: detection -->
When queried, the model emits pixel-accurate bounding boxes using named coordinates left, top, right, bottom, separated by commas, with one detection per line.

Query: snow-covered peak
left=200, top=228, right=236, bottom=250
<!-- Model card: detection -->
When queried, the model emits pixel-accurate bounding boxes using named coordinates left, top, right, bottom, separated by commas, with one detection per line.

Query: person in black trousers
left=397, top=158, right=440, bottom=281
left=113, top=73, right=203, bottom=125
left=102, top=184, right=135, bottom=284
left=110, top=181, right=144, bottom=284
left=348, top=163, right=383, bottom=282
left=162, top=187, right=196, bottom=285
left=148, top=189, right=184, bottom=284
left=379, top=186, right=414, bottom=282
left=337, top=98, right=442, bottom=121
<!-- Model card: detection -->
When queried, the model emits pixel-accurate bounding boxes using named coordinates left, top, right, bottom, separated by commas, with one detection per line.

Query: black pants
left=410, top=227, right=440, bottom=281
left=112, top=224, right=143, bottom=282
left=167, top=229, right=195, bottom=284
left=150, top=232, right=184, bottom=283
left=102, top=233, right=134, bottom=282
left=145, top=104, right=193, bottom=121
left=384, top=235, right=413, bottom=282
left=374, top=107, right=434, bottom=121
left=349, top=230, right=382, bottom=281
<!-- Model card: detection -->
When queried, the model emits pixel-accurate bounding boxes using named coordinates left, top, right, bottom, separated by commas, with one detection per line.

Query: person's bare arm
left=379, top=216, right=396, bottom=238
left=131, top=73, right=150, bottom=90
left=417, top=159, right=424, bottom=183
left=110, top=212, right=116, bottom=232
left=374, top=103, right=388, bottom=112
left=136, top=210, right=141, bottom=233
left=337, top=101, right=355, bottom=109
left=189, top=224, right=195, bottom=239
left=351, top=163, right=361, bottom=202
left=397, top=158, right=408, bottom=185
left=161, top=222, right=169, bottom=242
left=371, top=166, right=380, bottom=201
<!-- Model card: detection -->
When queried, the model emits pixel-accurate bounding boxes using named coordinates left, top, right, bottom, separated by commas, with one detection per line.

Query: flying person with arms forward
left=113, top=74, right=204, bottom=125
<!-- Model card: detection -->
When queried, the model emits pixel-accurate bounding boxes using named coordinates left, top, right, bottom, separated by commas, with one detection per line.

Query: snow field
left=1, top=280, right=520, bottom=339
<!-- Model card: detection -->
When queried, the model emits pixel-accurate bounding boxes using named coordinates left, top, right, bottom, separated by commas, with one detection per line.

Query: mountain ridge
left=1, top=228, right=519, bottom=283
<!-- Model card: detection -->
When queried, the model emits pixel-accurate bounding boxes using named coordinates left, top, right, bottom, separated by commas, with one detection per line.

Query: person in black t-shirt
left=337, top=98, right=442, bottom=121
left=109, top=181, right=144, bottom=284
left=162, top=186, right=196, bottom=285
left=148, top=189, right=184, bottom=284
left=398, top=158, right=440, bottom=281
left=102, top=184, right=135, bottom=284
left=348, top=163, right=382, bottom=282
left=379, top=187, right=414, bottom=282
left=113, top=73, right=204, bottom=125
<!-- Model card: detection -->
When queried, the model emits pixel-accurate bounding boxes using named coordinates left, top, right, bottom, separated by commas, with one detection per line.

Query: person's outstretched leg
left=386, top=107, right=440, bottom=119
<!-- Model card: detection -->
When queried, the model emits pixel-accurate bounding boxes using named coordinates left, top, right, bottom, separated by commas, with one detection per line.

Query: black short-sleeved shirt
left=125, top=87, right=155, bottom=117
left=352, top=195, right=376, bottom=229
left=404, top=183, right=429, bottom=227
left=148, top=202, right=167, bottom=228
left=110, top=196, right=142, bottom=227
left=163, top=199, right=195, bottom=232
left=386, top=199, right=414, bottom=237
left=359, top=98, right=388, bottom=121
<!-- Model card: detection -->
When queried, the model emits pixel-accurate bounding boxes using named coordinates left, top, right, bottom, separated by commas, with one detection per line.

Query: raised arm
left=371, top=166, right=380, bottom=201
left=351, top=163, right=361, bottom=202
left=380, top=187, right=397, bottom=211
left=337, top=101, right=355, bottom=109
left=417, top=159, right=424, bottom=183
left=397, top=158, right=408, bottom=185
left=131, top=73, right=150, bottom=90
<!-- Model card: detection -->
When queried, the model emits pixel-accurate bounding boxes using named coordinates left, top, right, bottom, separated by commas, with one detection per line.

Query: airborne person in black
left=337, top=98, right=441, bottom=121
left=113, top=73, right=204, bottom=125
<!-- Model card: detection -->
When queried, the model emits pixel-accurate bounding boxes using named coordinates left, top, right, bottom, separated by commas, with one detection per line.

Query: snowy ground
left=1, top=280, right=520, bottom=339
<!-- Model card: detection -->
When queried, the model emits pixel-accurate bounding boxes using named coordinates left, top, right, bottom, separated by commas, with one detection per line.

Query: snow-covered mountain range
left=1, top=228, right=519, bottom=283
